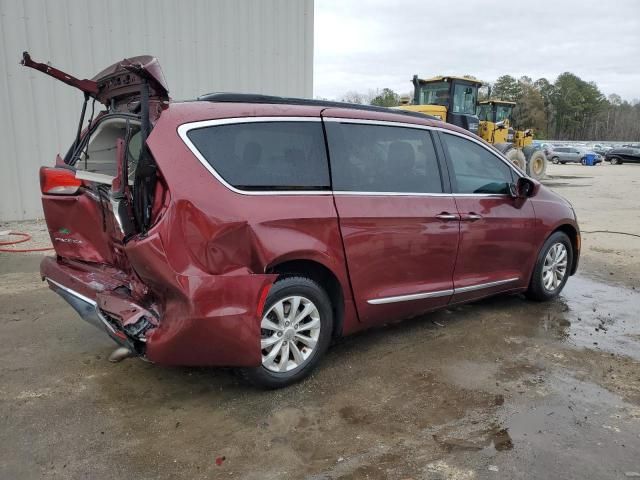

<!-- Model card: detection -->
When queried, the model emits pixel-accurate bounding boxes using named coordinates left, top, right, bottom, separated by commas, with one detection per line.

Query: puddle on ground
left=464, top=275, right=640, bottom=361
left=550, top=276, right=640, bottom=360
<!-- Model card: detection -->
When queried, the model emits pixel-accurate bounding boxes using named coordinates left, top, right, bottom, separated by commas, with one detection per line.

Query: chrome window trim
left=178, top=115, right=522, bottom=197
left=367, top=277, right=519, bottom=305
left=322, top=116, right=524, bottom=178
left=177, top=116, right=331, bottom=196
left=333, top=191, right=508, bottom=198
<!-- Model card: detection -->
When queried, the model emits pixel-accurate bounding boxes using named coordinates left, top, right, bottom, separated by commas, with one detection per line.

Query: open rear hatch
left=21, top=51, right=169, bottom=109
left=23, top=52, right=169, bottom=352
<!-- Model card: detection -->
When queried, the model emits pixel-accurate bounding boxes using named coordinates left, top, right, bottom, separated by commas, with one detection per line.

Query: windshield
left=496, top=105, right=512, bottom=123
left=418, top=82, right=450, bottom=106
left=452, top=83, right=477, bottom=114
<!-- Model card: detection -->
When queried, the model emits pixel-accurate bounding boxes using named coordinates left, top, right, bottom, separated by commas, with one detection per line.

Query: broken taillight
left=39, top=167, right=82, bottom=195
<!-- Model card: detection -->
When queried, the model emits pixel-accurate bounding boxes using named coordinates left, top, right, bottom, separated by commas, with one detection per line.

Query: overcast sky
left=314, top=0, right=640, bottom=101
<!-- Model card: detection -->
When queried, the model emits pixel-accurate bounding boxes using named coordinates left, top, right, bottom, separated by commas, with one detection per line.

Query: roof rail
left=197, top=92, right=437, bottom=121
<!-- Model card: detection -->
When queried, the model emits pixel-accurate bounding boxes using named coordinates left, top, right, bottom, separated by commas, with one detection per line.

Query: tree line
left=338, top=74, right=640, bottom=141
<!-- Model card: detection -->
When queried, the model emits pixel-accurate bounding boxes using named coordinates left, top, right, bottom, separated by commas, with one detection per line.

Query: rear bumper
left=41, top=256, right=276, bottom=367
left=45, top=277, right=136, bottom=351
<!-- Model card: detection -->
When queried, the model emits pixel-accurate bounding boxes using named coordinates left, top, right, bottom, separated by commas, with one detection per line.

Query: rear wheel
left=580, top=157, right=587, bottom=165
left=526, top=231, right=573, bottom=301
left=241, top=276, right=333, bottom=388
left=610, top=157, right=622, bottom=165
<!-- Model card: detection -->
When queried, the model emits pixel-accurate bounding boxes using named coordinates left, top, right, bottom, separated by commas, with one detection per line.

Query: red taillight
left=39, top=167, right=82, bottom=195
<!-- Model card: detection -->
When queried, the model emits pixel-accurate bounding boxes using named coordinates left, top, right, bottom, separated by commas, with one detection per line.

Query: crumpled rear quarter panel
left=129, top=102, right=357, bottom=366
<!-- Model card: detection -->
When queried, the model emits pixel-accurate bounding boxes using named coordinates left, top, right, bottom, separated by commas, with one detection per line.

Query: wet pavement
left=1, top=251, right=639, bottom=479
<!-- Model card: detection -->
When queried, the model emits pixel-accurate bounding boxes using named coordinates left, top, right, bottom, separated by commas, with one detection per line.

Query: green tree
left=551, top=72, right=606, bottom=139
left=370, top=88, right=400, bottom=107
left=492, top=75, right=521, bottom=101
left=512, top=83, right=546, bottom=134
left=533, top=78, right=555, bottom=137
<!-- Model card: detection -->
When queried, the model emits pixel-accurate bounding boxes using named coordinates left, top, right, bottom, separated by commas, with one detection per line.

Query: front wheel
left=551, top=157, right=560, bottom=164
left=241, top=276, right=333, bottom=388
left=610, top=157, right=622, bottom=165
left=526, top=231, right=573, bottom=301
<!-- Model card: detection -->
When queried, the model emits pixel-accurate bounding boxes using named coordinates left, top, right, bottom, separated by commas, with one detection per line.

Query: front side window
left=186, top=121, right=330, bottom=190
left=326, top=123, right=443, bottom=194
left=441, top=133, right=515, bottom=194
left=452, top=83, right=477, bottom=115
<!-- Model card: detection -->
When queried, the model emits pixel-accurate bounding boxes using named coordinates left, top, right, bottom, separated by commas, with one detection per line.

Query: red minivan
left=25, top=54, right=579, bottom=388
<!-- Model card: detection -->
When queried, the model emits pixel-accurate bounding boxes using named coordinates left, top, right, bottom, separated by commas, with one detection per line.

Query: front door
left=437, top=131, right=537, bottom=303
left=323, top=116, right=460, bottom=326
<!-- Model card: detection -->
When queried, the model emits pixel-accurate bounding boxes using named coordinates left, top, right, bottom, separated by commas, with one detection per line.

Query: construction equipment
left=398, top=75, right=482, bottom=135
left=476, top=99, right=546, bottom=178
left=397, top=75, right=547, bottom=179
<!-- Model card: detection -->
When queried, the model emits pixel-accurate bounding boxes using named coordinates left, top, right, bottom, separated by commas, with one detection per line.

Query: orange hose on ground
left=0, top=231, right=54, bottom=252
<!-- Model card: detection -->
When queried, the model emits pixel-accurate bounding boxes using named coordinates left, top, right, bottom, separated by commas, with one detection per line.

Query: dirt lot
left=1, top=162, right=639, bottom=479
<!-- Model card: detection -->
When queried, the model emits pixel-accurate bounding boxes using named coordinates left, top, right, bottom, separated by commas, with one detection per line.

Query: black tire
left=504, top=148, right=526, bottom=170
left=526, top=231, right=573, bottom=302
left=525, top=148, right=547, bottom=179
left=580, top=157, right=587, bottom=165
left=241, top=276, right=333, bottom=389
left=610, top=157, right=622, bottom=165
left=551, top=157, right=560, bottom=164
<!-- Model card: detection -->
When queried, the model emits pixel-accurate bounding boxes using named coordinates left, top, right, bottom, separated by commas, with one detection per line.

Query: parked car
left=25, top=53, right=581, bottom=388
left=549, top=146, right=602, bottom=165
left=605, top=147, right=640, bottom=165
left=590, top=144, right=611, bottom=156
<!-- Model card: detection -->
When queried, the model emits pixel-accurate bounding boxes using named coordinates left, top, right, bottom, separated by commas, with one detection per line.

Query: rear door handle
left=436, top=212, right=459, bottom=221
left=461, top=213, right=483, bottom=222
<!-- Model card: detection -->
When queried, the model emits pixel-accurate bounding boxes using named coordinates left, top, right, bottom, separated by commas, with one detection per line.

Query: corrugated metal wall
left=0, top=0, right=313, bottom=221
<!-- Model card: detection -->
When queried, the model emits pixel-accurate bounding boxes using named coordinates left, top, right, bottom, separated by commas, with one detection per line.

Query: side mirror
left=512, top=177, right=538, bottom=199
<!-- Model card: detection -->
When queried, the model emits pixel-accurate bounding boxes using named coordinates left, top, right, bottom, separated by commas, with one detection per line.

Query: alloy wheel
left=260, top=296, right=321, bottom=373
left=542, top=243, right=568, bottom=292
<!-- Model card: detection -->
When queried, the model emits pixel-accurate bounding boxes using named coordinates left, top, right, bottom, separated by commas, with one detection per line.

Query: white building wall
left=0, top=0, right=313, bottom=221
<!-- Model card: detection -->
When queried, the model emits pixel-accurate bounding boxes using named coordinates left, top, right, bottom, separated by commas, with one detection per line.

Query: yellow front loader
left=476, top=100, right=545, bottom=177
left=397, top=75, right=547, bottom=179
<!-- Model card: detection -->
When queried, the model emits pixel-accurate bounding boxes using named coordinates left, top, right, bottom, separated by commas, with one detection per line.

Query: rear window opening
left=73, top=117, right=142, bottom=185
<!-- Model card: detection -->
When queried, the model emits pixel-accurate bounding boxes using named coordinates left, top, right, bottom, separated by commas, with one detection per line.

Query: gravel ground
left=1, top=161, right=639, bottom=479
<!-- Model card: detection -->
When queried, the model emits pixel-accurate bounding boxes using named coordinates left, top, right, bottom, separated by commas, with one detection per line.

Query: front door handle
left=461, top=213, right=483, bottom=222
left=436, top=212, right=459, bottom=221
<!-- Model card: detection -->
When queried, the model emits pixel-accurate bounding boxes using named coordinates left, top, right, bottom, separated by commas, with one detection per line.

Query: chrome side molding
left=367, top=288, right=453, bottom=305
left=367, top=277, right=520, bottom=305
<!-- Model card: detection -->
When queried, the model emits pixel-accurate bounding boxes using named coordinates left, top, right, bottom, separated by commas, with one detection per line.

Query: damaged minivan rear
left=26, top=52, right=579, bottom=389
left=27, top=52, right=279, bottom=380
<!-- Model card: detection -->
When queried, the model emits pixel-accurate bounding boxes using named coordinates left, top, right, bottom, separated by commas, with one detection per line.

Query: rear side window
left=186, top=121, right=330, bottom=190
left=441, top=133, right=515, bottom=194
left=325, top=122, right=443, bottom=193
